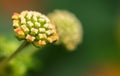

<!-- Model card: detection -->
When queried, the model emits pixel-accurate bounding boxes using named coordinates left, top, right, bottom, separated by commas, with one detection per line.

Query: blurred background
left=0, top=0, right=120, bottom=76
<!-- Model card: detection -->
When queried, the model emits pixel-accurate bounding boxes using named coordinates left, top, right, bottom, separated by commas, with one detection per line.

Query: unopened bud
left=12, top=10, right=59, bottom=47
left=48, top=10, right=83, bottom=51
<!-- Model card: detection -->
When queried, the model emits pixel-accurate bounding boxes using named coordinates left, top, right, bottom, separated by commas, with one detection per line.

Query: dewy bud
left=48, top=10, right=83, bottom=51
left=12, top=10, right=58, bottom=47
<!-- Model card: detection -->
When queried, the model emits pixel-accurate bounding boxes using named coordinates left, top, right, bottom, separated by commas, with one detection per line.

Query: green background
left=0, top=0, right=120, bottom=76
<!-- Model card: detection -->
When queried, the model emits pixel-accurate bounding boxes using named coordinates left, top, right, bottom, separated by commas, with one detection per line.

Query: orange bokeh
left=0, top=0, right=45, bottom=14
left=85, top=62, right=120, bottom=76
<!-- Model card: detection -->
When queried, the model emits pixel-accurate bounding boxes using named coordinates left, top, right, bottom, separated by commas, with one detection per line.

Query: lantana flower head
left=48, top=10, right=83, bottom=51
left=12, top=10, right=58, bottom=47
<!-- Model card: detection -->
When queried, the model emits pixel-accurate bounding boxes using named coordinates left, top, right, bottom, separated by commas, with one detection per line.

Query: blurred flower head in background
left=48, top=10, right=83, bottom=51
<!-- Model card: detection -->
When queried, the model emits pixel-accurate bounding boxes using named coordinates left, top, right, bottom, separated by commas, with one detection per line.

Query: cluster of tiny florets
left=12, top=11, right=58, bottom=47
left=48, top=10, right=83, bottom=51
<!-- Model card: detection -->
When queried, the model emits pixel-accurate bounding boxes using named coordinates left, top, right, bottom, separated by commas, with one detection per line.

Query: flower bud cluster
left=48, top=10, right=83, bottom=51
left=12, top=11, right=58, bottom=47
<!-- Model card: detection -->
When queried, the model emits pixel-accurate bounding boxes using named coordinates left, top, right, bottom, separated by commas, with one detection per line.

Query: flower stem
left=0, top=40, right=29, bottom=69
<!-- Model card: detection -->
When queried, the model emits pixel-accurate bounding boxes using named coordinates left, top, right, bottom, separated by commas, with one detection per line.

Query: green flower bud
left=48, top=10, right=83, bottom=51
left=12, top=10, right=58, bottom=47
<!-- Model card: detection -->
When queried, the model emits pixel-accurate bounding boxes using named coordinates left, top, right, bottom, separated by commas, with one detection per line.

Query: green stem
left=0, top=40, right=29, bottom=69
